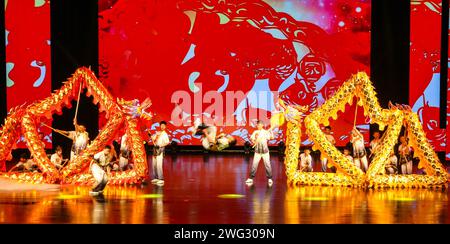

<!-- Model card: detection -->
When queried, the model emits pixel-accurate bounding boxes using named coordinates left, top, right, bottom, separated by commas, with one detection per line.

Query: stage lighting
left=138, top=194, right=163, bottom=199
left=217, top=194, right=245, bottom=199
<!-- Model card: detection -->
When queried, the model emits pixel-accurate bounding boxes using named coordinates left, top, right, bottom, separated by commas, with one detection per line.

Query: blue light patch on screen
left=412, top=73, right=441, bottom=114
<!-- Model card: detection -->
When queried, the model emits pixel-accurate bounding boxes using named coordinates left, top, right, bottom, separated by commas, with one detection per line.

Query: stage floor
left=0, top=154, right=449, bottom=224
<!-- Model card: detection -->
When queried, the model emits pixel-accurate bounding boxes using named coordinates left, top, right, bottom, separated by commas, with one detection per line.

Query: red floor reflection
left=0, top=154, right=449, bottom=224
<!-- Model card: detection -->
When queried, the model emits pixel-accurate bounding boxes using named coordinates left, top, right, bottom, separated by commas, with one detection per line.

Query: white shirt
left=389, top=155, right=398, bottom=166
left=300, top=153, right=312, bottom=168
left=90, top=163, right=106, bottom=183
left=202, top=137, right=211, bottom=149
left=251, top=129, right=272, bottom=146
left=370, top=139, right=380, bottom=151
left=153, top=131, right=170, bottom=147
left=50, top=153, right=62, bottom=166
left=251, top=129, right=273, bottom=154
left=69, top=131, right=89, bottom=150
left=352, top=137, right=365, bottom=150
left=217, top=136, right=229, bottom=147
left=120, top=134, right=128, bottom=151
left=203, top=126, right=217, bottom=144
left=398, top=144, right=412, bottom=156
left=94, top=151, right=113, bottom=166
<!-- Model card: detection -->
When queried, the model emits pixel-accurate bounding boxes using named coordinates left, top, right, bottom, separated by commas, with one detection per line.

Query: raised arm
left=353, top=128, right=363, bottom=139
left=55, top=129, right=70, bottom=135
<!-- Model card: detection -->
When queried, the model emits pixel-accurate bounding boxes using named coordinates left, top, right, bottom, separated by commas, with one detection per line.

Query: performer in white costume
left=351, top=127, right=368, bottom=172
left=246, top=120, right=274, bottom=187
left=151, top=121, right=170, bottom=186
left=321, top=126, right=336, bottom=172
left=90, top=145, right=114, bottom=195
left=398, top=136, right=413, bottom=174
left=299, top=149, right=313, bottom=172
left=55, top=122, right=89, bottom=161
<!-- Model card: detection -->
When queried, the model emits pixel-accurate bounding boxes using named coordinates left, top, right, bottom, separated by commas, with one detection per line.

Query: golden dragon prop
left=0, top=68, right=447, bottom=188
left=0, top=67, right=151, bottom=185
left=275, top=72, right=448, bottom=188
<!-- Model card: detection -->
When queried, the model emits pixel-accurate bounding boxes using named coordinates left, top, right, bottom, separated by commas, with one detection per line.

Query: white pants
left=119, top=156, right=128, bottom=170
left=90, top=163, right=108, bottom=192
left=321, top=158, right=328, bottom=172
left=354, top=156, right=368, bottom=172
left=401, top=161, right=413, bottom=174
left=386, top=167, right=396, bottom=174
left=250, top=152, right=272, bottom=179
left=321, top=158, right=336, bottom=173
left=152, top=154, right=164, bottom=180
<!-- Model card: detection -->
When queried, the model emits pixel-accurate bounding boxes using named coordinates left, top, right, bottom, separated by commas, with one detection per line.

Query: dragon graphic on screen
left=409, top=1, right=445, bottom=153
left=98, top=0, right=371, bottom=146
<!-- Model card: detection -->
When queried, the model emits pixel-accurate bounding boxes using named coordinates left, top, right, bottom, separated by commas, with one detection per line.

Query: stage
left=0, top=154, right=448, bottom=224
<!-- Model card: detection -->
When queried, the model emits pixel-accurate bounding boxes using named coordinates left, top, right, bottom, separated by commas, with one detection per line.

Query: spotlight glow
left=218, top=194, right=245, bottom=199
left=56, top=194, right=83, bottom=200
left=302, top=197, right=329, bottom=201
left=137, top=194, right=163, bottom=199
left=392, top=197, right=416, bottom=202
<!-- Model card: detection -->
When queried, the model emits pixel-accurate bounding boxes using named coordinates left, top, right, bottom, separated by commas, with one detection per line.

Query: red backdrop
left=5, top=0, right=52, bottom=148
left=409, top=0, right=446, bottom=154
left=99, top=0, right=371, bottom=146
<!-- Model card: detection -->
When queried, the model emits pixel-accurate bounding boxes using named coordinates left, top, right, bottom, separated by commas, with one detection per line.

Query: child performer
left=215, top=133, right=237, bottom=151
left=343, top=148, right=353, bottom=162
left=50, top=146, right=67, bottom=170
left=385, top=151, right=398, bottom=175
left=351, top=127, right=368, bottom=172
left=370, top=131, right=381, bottom=157
left=119, top=133, right=131, bottom=170
left=191, top=118, right=236, bottom=151
left=299, top=148, right=313, bottom=172
left=13, top=153, right=37, bottom=172
left=246, top=120, right=274, bottom=187
left=321, top=126, right=336, bottom=172
left=55, top=121, right=89, bottom=160
left=398, top=136, right=413, bottom=174
left=151, top=121, right=170, bottom=186
left=192, top=118, right=217, bottom=150
left=90, top=145, right=114, bottom=195
left=93, top=145, right=116, bottom=173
